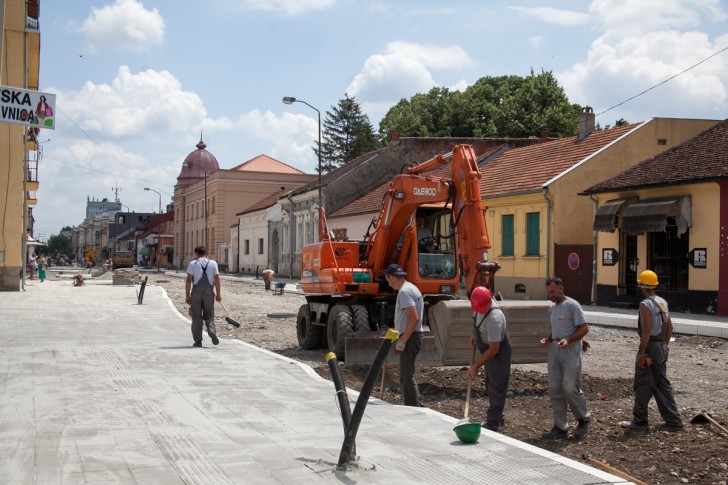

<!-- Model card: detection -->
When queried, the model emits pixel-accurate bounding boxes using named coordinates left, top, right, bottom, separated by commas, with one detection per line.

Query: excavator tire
left=327, top=304, right=354, bottom=360
left=350, top=305, right=370, bottom=332
left=296, top=304, right=323, bottom=350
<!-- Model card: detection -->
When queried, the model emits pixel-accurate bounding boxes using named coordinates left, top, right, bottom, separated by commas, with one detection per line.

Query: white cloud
left=449, top=79, right=470, bottom=92
left=236, top=0, right=335, bottom=16
left=80, top=0, right=165, bottom=53
left=56, top=66, right=206, bottom=139
left=530, top=36, right=545, bottom=48
left=509, top=6, right=591, bottom=26
left=347, top=41, right=474, bottom=121
left=560, top=1, right=728, bottom=120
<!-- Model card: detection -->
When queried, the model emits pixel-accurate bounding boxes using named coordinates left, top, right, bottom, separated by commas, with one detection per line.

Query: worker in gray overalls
left=185, top=246, right=222, bottom=347
left=468, top=286, right=512, bottom=432
left=620, top=270, right=683, bottom=430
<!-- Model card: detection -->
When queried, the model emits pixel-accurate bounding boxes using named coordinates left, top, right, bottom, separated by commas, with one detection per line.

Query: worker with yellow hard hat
left=620, top=270, right=684, bottom=430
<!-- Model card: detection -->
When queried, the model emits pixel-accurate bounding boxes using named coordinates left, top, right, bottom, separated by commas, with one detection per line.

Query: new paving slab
left=0, top=279, right=630, bottom=484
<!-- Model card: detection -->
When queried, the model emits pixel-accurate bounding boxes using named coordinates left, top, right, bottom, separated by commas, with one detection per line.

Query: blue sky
left=34, top=0, right=728, bottom=240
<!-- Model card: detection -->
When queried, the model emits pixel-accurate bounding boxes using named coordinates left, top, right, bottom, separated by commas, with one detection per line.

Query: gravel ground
left=149, top=272, right=728, bottom=485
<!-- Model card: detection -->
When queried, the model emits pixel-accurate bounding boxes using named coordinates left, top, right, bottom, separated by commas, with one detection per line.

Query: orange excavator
left=297, top=145, right=548, bottom=363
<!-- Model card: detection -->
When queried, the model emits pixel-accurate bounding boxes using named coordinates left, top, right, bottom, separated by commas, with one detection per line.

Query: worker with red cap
left=468, top=286, right=511, bottom=432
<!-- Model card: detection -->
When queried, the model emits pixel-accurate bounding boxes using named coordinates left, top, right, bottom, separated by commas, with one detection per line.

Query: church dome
left=176, top=138, right=220, bottom=187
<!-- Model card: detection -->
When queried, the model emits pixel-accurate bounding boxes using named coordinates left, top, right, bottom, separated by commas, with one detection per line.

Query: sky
left=32, top=0, right=728, bottom=240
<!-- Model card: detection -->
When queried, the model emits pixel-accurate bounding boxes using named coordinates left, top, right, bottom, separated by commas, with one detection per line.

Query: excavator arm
left=365, top=145, right=498, bottom=294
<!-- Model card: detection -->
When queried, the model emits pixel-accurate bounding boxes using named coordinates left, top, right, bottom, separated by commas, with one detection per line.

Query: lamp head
left=282, top=96, right=296, bottom=105
left=144, top=187, right=150, bottom=191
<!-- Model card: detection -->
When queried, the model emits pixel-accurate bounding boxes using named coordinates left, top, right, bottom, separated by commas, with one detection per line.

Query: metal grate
left=648, top=219, right=689, bottom=290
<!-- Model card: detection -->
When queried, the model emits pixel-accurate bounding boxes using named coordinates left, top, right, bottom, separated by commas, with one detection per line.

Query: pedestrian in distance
left=28, top=253, right=37, bottom=279
left=468, top=286, right=512, bottom=432
left=261, top=267, right=275, bottom=291
left=620, top=270, right=684, bottom=431
left=539, top=276, right=592, bottom=439
left=384, top=263, right=424, bottom=407
left=185, top=246, right=222, bottom=348
left=37, top=253, right=47, bottom=282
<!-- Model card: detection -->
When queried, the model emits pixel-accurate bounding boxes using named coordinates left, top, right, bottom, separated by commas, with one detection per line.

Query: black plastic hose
left=338, top=328, right=399, bottom=466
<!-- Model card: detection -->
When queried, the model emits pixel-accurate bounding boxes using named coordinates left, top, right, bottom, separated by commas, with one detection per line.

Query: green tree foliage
left=378, top=70, right=581, bottom=142
left=47, top=233, right=71, bottom=255
left=317, top=94, right=379, bottom=172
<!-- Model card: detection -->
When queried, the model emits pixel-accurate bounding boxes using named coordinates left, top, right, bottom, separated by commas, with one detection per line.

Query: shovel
left=218, top=301, right=241, bottom=328
left=691, top=412, right=728, bottom=436
left=454, top=344, right=481, bottom=443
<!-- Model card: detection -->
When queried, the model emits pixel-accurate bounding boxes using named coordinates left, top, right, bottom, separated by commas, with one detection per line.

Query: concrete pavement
left=1, top=278, right=630, bottom=484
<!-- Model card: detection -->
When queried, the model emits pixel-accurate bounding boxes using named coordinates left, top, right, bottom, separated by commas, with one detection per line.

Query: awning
left=620, top=195, right=691, bottom=236
left=593, top=198, right=635, bottom=232
left=25, top=234, right=44, bottom=246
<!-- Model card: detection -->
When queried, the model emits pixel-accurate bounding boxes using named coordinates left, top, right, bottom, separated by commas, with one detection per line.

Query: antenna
left=111, top=183, right=122, bottom=202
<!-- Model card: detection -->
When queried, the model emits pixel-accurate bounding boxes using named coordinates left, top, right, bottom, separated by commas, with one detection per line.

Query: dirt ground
left=148, top=273, right=728, bottom=485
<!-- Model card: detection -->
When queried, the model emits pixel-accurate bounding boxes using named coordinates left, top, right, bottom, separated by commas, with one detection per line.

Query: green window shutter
left=526, top=212, right=540, bottom=256
left=502, top=214, right=514, bottom=256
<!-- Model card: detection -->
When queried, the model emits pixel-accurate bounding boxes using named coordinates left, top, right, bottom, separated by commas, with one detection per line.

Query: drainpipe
left=589, top=194, right=599, bottom=304
left=287, top=195, right=294, bottom=279
left=542, top=187, right=553, bottom=279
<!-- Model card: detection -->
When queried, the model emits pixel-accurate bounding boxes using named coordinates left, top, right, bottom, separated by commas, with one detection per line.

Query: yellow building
left=479, top=114, right=719, bottom=302
left=173, top=139, right=314, bottom=269
left=0, top=0, right=41, bottom=290
left=582, top=119, right=728, bottom=316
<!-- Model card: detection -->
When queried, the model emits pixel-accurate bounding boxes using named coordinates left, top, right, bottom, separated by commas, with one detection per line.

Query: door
left=619, top=233, right=638, bottom=297
left=554, top=244, right=594, bottom=304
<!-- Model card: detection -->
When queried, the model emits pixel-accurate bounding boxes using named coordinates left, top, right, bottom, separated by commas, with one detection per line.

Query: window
left=648, top=220, right=689, bottom=290
left=258, top=238, right=264, bottom=254
left=244, top=240, right=250, bottom=255
left=502, top=214, right=514, bottom=256
left=526, top=212, right=540, bottom=256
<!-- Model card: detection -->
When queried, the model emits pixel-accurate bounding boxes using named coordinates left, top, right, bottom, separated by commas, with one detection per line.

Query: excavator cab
left=413, top=209, right=456, bottom=280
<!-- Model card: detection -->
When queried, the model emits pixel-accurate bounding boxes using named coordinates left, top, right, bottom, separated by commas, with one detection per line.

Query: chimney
left=541, top=131, right=550, bottom=139
left=578, top=106, right=595, bottom=141
left=391, top=130, right=400, bottom=142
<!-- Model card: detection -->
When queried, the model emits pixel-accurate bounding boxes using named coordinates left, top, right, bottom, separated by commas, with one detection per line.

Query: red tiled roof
left=236, top=189, right=290, bottom=216
left=231, top=154, right=305, bottom=174
left=583, top=119, right=728, bottom=193
left=330, top=145, right=507, bottom=217
left=479, top=124, right=640, bottom=197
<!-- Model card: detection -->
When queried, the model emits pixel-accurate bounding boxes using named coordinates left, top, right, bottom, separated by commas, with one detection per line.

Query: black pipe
left=326, top=352, right=355, bottom=456
left=338, top=328, right=399, bottom=466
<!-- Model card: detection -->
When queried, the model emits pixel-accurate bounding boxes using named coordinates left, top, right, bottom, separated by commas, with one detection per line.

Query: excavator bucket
left=344, top=331, right=443, bottom=366
left=428, top=299, right=550, bottom=365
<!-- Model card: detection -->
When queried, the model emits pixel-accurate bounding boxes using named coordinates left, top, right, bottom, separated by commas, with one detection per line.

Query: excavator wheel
left=296, top=304, right=323, bottom=350
left=327, top=304, right=354, bottom=360
left=350, top=305, right=370, bottom=332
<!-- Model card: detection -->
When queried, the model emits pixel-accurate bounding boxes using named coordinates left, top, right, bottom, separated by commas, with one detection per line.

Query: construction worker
left=620, top=270, right=684, bottom=430
left=539, top=276, right=592, bottom=439
left=261, top=268, right=275, bottom=291
left=185, top=246, right=222, bottom=348
left=385, top=263, right=424, bottom=407
left=468, top=286, right=511, bottom=432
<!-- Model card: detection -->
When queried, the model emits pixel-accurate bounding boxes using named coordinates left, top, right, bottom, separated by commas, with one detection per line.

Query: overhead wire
left=597, top=44, right=728, bottom=117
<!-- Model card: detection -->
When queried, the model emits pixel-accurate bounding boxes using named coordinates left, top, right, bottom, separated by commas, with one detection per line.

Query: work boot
left=541, top=426, right=568, bottom=439
left=620, top=420, right=648, bottom=430
left=574, top=417, right=591, bottom=438
left=192, top=341, right=202, bottom=348
left=209, top=331, right=219, bottom=345
left=656, top=422, right=684, bottom=432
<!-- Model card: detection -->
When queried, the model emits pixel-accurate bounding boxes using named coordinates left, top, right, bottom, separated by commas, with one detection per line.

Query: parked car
left=112, top=251, right=135, bottom=269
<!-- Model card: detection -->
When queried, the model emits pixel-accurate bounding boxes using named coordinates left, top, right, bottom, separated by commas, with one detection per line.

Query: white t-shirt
left=186, top=257, right=220, bottom=285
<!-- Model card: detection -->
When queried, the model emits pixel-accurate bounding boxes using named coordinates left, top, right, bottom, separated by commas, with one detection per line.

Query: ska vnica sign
left=0, top=86, right=56, bottom=129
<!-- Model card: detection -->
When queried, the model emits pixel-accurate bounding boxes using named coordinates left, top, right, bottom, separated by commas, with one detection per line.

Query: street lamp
left=184, top=161, right=208, bottom=250
left=282, top=96, right=323, bottom=218
left=143, top=187, right=162, bottom=214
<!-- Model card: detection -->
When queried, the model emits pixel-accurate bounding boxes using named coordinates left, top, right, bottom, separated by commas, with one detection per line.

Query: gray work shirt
left=394, top=281, right=424, bottom=334
left=475, top=299, right=507, bottom=343
left=548, top=296, right=586, bottom=340
left=640, top=296, right=669, bottom=337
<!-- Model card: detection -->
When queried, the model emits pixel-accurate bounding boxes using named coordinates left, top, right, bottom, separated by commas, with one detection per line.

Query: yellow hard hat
left=637, top=270, right=659, bottom=288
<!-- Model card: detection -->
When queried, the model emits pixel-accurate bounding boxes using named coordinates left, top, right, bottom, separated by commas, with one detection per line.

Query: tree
left=47, top=233, right=71, bottom=255
left=378, top=70, right=581, bottom=141
left=317, top=94, right=379, bottom=172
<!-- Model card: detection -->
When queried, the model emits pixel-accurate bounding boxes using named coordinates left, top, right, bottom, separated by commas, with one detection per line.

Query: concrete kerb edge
left=157, top=283, right=625, bottom=483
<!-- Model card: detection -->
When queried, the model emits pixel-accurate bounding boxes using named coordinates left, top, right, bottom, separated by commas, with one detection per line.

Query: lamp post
left=143, top=187, right=162, bottom=214
left=185, top=161, right=208, bottom=250
left=282, top=96, right=323, bottom=220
